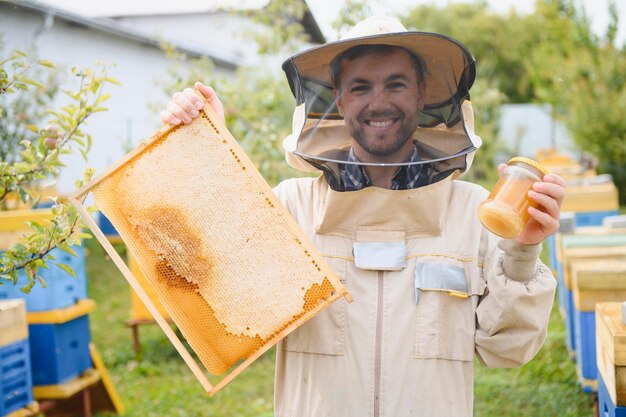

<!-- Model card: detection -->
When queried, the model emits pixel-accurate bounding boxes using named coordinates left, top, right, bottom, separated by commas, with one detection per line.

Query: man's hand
left=495, top=164, right=566, bottom=245
left=160, top=82, right=225, bottom=126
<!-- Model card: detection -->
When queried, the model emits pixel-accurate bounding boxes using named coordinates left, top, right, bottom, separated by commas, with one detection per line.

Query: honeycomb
left=82, top=108, right=350, bottom=391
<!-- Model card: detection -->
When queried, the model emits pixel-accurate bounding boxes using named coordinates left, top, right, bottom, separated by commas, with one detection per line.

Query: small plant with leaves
left=0, top=48, right=118, bottom=291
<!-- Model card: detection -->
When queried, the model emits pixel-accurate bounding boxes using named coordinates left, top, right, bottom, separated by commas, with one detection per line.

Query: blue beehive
left=599, top=375, right=626, bottom=417
left=97, top=211, right=122, bottom=243
left=564, top=289, right=577, bottom=357
left=97, top=211, right=118, bottom=236
left=571, top=259, right=626, bottom=392
left=575, top=210, right=619, bottom=227
left=27, top=300, right=94, bottom=386
left=546, top=234, right=559, bottom=271
left=0, top=244, right=87, bottom=312
left=0, top=338, right=34, bottom=416
left=559, top=234, right=626, bottom=362
left=574, top=309, right=597, bottom=391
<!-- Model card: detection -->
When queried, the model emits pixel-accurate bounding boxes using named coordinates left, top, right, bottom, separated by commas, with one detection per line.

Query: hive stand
left=34, top=343, right=124, bottom=417
left=124, top=252, right=172, bottom=355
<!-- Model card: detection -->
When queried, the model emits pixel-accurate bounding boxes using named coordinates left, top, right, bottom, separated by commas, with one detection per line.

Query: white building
left=497, top=103, right=578, bottom=163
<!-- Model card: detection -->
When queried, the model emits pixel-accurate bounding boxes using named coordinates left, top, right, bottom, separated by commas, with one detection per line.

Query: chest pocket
left=283, top=256, right=347, bottom=355
left=414, top=259, right=485, bottom=362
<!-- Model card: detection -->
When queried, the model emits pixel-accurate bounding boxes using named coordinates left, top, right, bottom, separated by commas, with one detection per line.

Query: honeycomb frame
left=70, top=101, right=352, bottom=395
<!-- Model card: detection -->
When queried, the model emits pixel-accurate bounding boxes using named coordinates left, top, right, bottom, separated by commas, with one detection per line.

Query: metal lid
left=508, top=156, right=549, bottom=176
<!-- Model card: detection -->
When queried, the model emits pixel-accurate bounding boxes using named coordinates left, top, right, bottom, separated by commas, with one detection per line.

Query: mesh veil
left=281, top=30, right=479, bottom=190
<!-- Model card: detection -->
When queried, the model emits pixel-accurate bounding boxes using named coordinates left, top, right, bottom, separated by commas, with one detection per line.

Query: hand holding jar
left=478, top=157, right=566, bottom=245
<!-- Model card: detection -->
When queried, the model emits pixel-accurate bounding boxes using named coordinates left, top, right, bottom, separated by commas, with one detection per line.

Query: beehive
left=596, top=302, right=626, bottom=407
left=558, top=245, right=626, bottom=358
left=0, top=299, right=28, bottom=348
left=127, top=252, right=170, bottom=322
left=0, top=209, right=54, bottom=251
left=0, top=300, right=33, bottom=416
left=572, top=260, right=626, bottom=312
left=27, top=299, right=95, bottom=385
left=561, top=182, right=619, bottom=213
left=570, top=260, right=626, bottom=388
left=562, top=246, right=626, bottom=292
left=69, top=101, right=351, bottom=395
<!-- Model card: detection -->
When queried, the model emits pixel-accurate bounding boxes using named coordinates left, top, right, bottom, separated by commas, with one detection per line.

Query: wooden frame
left=69, top=102, right=351, bottom=396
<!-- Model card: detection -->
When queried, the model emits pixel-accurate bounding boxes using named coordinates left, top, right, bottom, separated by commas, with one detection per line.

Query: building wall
left=0, top=4, right=234, bottom=194
left=113, top=13, right=256, bottom=65
left=498, top=103, right=578, bottom=162
left=113, top=12, right=315, bottom=72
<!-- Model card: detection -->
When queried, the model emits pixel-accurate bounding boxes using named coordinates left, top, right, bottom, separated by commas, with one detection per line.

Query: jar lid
left=508, top=157, right=549, bottom=176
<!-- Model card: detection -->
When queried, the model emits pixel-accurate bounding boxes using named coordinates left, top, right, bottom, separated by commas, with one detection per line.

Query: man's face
left=334, top=49, right=425, bottom=163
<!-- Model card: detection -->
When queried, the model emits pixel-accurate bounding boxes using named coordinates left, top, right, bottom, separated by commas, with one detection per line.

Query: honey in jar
left=478, top=157, right=549, bottom=239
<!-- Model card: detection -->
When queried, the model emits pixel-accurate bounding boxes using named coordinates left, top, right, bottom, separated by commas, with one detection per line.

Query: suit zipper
left=374, top=270, right=384, bottom=417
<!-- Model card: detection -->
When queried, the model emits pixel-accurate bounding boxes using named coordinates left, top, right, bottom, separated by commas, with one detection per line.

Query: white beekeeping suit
left=272, top=15, right=556, bottom=417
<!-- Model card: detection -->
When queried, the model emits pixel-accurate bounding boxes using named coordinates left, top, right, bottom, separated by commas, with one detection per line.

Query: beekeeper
left=161, top=15, right=563, bottom=417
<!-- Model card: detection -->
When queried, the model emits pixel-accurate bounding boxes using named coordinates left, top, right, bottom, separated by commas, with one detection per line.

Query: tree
left=402, top=3, right=513, bottom=184
left=0, top=46, right=117, bottom=291
left=241, top=0, right=309, bottom=55
left=561, top=22, right=626, bottom=202
left=401, top=0, right=626, bottom=192
left=526, top=0, right=626, bottom=202
left=330, top=0, right=372, bottom=38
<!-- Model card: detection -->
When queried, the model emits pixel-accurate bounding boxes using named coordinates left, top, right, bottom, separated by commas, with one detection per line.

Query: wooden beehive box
left=561, top=182, right=619, bottom=212
left=561, top=245, right=626, bottom=291
left=554, top=228, right=626, bottom=271
left=596, top=302, right=626, bottom=406
left=127, top=252, right=170, bottom=322
left=572, top=260, right=626, bottom=312
left=0, top=299, right=28, bottom=347
left=0, top=209, right=54, bottom=251
left=69, top=101, right=351, bottom=395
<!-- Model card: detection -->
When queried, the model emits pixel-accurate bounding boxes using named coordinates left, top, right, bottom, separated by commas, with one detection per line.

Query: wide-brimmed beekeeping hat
left=281, top=15, right=482, bottom=186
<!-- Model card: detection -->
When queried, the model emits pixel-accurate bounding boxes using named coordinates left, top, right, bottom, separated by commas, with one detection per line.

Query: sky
left=307, top=0, right=625, bottom=43
left=37, top=0, right=626, bottom=44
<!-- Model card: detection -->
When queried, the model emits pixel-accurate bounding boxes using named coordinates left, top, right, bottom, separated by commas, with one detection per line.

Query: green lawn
left=86, top=239, right=594, bottom=417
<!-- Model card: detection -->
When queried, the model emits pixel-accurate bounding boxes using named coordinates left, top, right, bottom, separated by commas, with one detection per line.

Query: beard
left=347, top=111, right=419, bottom=158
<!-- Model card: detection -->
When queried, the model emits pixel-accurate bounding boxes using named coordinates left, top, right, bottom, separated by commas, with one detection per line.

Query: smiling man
left=332, top=45, right=428, bottom=189
left=161, top=15, right=564, bottom=417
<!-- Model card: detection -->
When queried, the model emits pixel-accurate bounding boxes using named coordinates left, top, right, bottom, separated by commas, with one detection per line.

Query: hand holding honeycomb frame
left=70, top=99, right=351, bottom=395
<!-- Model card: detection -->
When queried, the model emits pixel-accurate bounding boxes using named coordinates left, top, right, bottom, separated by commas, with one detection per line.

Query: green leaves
left=0, top=198, right=92, bottom=292
left=37, top=59, right=56, bottom=69
left=1, top=49, right=116, bottom=209
left=55, top=263, right=76, bottom=278
left=1, top=46, right=109, bottom=291
left=240, top=0, right=308, bottom=55
left=57, top=241, right=78, bottom=257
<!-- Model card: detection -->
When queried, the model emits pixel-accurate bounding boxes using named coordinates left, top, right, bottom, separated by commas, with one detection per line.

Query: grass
left=473, top=302, right=595, bottom=416
left=87, top=241, right=274, bottom=417
left=86, top=239, right=595, bottom=417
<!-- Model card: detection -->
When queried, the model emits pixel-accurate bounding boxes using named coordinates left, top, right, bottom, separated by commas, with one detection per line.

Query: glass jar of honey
left=478, top=157, right=549, bottom=239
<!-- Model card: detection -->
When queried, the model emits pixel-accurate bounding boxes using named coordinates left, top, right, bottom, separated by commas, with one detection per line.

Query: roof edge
left=5, top=0, right=240, bottom=69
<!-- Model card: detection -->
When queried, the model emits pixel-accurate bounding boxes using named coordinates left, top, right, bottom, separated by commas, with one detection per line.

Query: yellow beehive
left=562, top=246, right=626, bottom=291
left=26, top=299, right=95, bottom=324
left=596, top=302, right=626, bottom=406
left=70, top=101, right=351, bottom=395
left=0, top=299, right=28, bottom=347
left=534, top=149, right=619, bottom=212
left=571, top=260, right=626, bottom=312
left=535, top=149, right=591, bottom=180
left=0, top=209, right=54, bottom=251
left=128, top=252, right=170, bottom=321
left=561, top=182, right=619, bottom=213
left=556, top=227, right=626, bottom=277
left=2, top=183, right=57, bottom=211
